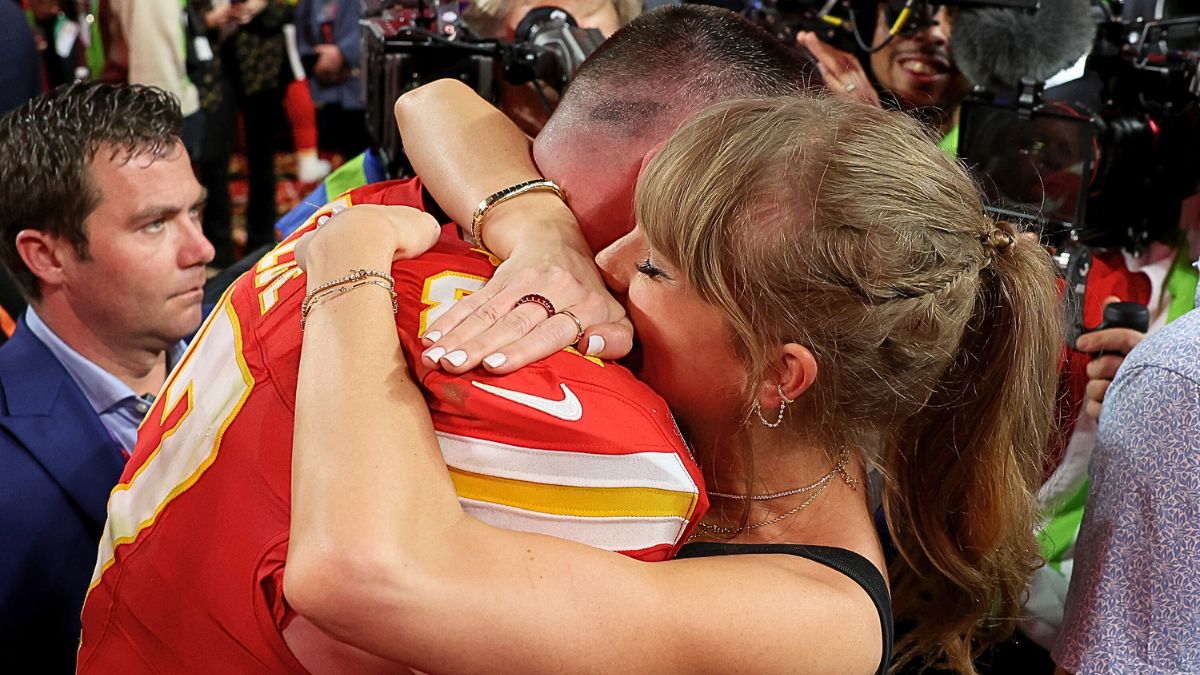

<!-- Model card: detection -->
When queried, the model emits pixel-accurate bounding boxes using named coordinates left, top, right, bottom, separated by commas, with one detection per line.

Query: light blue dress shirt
left=24, top=306, right=185, bottom=455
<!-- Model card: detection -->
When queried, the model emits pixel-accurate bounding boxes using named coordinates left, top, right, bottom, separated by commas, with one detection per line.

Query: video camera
left=958, top=1, right=1200, bottom=254
left=361, top=0, right=605, bottom=177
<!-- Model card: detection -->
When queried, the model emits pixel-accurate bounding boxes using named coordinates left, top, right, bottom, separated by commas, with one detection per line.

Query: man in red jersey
left=79, top=6, right=819, bottom=670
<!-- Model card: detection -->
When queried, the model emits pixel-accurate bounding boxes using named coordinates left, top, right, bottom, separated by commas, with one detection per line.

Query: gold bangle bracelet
left=470, top=179, right=564, bottom=256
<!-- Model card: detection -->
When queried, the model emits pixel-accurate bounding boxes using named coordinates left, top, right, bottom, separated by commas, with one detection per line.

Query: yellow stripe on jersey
left=437, top=431, right=699, bottom=495
left=449, top=467, right=697, bottom=519
left=437, top=431, right=700, bottom=550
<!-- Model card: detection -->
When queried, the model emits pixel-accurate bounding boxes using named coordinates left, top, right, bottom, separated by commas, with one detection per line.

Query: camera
left=958, top=2, right=1200, bottom=253
left=952, top=0, right=1200, bottom=346
left=361, top=0, right=605, bottom=178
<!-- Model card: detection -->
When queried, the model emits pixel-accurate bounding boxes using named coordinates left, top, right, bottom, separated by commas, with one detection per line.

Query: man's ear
left=755, top=343, right=818, bottom=406
left=15, top=229, right=72, bottom=291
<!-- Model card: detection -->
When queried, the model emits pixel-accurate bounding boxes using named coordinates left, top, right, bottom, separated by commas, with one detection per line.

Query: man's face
left=58, top=143, right=214, bottom=352
left=532, top=111, right=647, bottom=254
left=869, top=4, right=970, bottom=111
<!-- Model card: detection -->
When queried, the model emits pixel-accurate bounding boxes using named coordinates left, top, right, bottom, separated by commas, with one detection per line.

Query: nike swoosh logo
left=470, top=381, right=583, bottom=422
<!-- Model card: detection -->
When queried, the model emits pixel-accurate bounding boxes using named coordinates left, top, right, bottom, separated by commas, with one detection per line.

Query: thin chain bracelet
left=301, top=269, right=394, bottom=318
left=300, top=279, right=398, bottom=330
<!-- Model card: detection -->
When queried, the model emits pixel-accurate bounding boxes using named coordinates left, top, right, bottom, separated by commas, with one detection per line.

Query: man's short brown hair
left=0, top=82, right=182, bottom=300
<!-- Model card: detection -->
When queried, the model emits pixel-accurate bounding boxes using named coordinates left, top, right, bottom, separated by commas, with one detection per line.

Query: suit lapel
left=0, top=322, right=124, bottom=535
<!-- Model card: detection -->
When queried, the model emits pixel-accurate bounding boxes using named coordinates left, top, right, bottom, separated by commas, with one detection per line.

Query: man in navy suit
left=0, top=82, right=214, bottom=671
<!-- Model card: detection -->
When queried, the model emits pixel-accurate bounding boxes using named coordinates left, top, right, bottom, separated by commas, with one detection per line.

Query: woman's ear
left=757, top=343, right=818, bottom=405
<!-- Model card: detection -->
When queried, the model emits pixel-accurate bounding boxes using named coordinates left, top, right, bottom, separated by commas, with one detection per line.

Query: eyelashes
left=635, top=258, right=667, bottom=279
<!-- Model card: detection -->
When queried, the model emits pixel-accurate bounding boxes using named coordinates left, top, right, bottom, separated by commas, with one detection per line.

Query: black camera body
left=958, top=5, right=1200, bottom=253
left=361, top=0, right=604, bottom=178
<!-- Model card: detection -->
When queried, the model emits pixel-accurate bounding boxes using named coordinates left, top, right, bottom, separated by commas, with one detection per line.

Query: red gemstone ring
left=514, top=293, right=556, bottom=317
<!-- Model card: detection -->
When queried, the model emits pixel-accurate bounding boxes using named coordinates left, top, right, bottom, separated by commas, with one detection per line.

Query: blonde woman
left=282, top=95, right=1061, bottom=673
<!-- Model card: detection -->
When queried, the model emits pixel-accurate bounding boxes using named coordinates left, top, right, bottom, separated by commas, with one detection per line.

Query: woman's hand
left=294, top=204, right=442, bottom=276
left=418, top=229, right=635, bottom=375
left=796, top=32, right=882, bottom=107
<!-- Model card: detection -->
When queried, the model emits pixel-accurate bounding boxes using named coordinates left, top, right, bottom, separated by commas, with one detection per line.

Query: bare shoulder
left=649, top=545, right=886, bottom=673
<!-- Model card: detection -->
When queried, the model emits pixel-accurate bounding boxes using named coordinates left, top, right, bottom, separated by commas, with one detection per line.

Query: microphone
left=950, top=0, right=1097, bottom=91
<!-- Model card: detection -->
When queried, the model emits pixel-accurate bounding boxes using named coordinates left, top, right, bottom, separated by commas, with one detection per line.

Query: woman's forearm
left=393, top=79, right=585, bottom=258
left=287, top=219, right=463, bottom=627
left=394, top=79, right=539, bottom=223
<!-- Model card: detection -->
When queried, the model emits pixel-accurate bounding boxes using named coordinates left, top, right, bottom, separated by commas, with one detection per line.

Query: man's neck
left=32, top=298, right=169, bottom=395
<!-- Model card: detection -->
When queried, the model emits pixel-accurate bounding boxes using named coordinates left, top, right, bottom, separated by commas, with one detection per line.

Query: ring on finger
left=514, top=293, right=556, bottom=317
left=844, top=82, right=857, bottom=94
left=559, top=309, right=585, bottom=346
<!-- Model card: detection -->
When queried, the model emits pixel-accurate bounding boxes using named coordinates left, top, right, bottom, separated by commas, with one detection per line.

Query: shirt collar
left=24, top=306, right=183, bottom=414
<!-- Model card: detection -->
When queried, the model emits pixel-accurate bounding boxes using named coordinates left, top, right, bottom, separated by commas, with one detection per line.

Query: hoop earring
left=753, top=385, right=794, bottom=428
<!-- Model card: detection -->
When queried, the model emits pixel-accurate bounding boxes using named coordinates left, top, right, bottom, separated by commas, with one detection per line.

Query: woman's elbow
left=394, top=79, right=476, bottom=126
left=285, top=545, right=411, bottom=635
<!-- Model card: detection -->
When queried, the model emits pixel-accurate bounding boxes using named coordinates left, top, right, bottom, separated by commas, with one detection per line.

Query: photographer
left=271, top=0, right=639, bottom=243
left=469, top=0, right=643, bottom=134
left=796, top=2, right=970, bottom=145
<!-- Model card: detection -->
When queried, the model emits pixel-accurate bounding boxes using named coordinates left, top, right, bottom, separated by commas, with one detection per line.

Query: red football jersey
left=78, top=180, right=707, bottom=671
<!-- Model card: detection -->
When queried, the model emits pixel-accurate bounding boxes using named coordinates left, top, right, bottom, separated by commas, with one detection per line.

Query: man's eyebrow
left=130, top=189, right=209, bottom=224
left=129, top=204, right=180, bottom=224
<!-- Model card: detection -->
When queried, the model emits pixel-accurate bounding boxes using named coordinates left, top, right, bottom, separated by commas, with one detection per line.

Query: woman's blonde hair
left=637, top=96, right=1062, bottom=673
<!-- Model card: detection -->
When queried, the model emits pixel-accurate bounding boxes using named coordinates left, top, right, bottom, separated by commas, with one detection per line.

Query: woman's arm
left=393, top=79, right=634, bottom=371
left=393, top=78, right=574, bottom=257
left=285, top=209, right=882, bottom=674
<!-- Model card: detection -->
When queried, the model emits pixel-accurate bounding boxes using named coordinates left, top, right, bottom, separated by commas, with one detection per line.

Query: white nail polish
left=424, top=347, right=446, bottom=362
left=423, top=330, right=442, bottom=342
left=443, top=350, right=468, bottom=367
left=483, top=353, right=507, bottom=368
left=586, top=335, right=605, bottom=356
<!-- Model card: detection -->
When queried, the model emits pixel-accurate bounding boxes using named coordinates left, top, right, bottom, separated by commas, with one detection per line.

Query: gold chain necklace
left=691, top=451, right=858, bottom=537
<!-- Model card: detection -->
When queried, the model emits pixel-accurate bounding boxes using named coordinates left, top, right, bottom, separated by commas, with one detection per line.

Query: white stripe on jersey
left=459, top=498, right=691, bottom=552
left=436, top=431, right=700, bottom=494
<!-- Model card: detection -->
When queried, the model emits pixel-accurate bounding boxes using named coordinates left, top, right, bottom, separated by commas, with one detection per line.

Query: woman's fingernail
left=424, top=346, right=446, bottom=363
left=423, top=330, right=442, bottom=342
left=442, top=350, right=468, bottom=367
left=585, top=335, right=605, bottom=356
left=483, top=353, right=507, bottom=369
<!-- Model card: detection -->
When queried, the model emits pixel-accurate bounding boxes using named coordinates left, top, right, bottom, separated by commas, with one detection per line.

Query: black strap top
left=676, top=542, right=893, bottom=675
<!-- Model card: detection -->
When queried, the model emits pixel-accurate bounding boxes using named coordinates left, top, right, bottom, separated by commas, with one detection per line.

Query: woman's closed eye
left=635, top=258, right=669, bottom=280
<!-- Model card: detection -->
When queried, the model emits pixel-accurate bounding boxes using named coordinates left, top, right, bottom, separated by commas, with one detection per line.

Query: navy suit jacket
left=0, top=318, right=125, bottom=673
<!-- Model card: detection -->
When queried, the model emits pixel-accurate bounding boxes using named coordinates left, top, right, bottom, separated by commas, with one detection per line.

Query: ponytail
left=883, top=227, right=1062, bottom=673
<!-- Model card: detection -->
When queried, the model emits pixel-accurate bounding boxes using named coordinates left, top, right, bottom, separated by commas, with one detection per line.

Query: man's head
left=533, top=4, right=822, bottom=253
left=0, top=82, right=214, bottom=351
left=868, top=3, right=970, bottom=115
